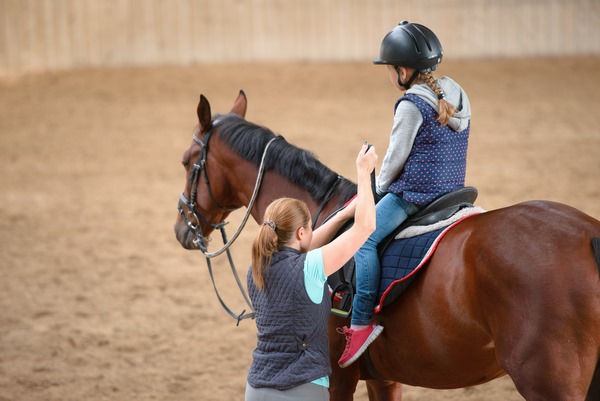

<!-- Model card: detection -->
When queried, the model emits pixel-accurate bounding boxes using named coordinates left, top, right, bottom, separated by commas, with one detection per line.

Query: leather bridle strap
left=192, top=132, right=237, bottom=213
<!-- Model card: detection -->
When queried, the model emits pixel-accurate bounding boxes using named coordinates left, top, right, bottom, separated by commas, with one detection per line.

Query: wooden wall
left=1, top=0, right=599, bottom=73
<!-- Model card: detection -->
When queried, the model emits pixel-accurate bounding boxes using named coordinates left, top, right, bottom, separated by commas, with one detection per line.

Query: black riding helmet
left=373, top=21, right=443, bottom=72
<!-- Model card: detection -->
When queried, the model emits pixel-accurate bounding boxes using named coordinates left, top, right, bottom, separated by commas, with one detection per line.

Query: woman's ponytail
left=250, top=198, right=310, bottom=290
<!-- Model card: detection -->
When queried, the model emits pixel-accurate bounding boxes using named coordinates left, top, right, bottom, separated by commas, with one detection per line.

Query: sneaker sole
left=339, top=325, right=384, bottom=368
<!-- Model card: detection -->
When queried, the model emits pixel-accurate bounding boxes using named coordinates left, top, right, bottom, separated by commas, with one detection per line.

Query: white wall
left=1, top=0, right=599, bottom=73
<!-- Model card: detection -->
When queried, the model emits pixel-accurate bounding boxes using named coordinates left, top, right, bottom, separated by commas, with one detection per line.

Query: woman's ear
left=296, top=226, right=304, bottom=241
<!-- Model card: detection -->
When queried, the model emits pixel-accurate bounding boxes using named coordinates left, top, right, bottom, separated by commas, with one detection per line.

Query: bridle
left=178, top=122, right=237, bottom=253
left=178, top=121, right=281, bottom=256
left=177, top=120, right=280, bottom=324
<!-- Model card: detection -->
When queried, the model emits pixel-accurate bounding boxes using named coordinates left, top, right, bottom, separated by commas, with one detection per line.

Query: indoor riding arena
left=1, top=1, right=599, bottom=400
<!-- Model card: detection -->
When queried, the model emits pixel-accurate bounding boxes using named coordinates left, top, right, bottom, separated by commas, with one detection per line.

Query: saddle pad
left=373, top=213, right=478, bottom=314
left=395, top=206, right=486, bottom=239
left=374, top=227, right=445, bottom=313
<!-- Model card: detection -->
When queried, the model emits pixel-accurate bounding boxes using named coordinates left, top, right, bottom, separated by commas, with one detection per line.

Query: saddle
left=329, top=186, right=478, bottom=318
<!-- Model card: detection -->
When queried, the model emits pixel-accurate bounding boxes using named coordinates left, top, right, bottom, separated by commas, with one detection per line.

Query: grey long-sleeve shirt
left=376, top=76, right=471, bottom=194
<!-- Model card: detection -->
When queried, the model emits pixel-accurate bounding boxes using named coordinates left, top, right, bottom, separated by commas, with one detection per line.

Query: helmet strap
left=396, top=67, right=419, bottom=90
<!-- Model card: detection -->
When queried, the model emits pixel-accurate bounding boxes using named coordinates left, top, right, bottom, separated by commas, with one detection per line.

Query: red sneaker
left=337, top=324, right=384, bottom=368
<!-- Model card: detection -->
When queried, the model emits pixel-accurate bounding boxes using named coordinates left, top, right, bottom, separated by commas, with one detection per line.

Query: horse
left=173, top=90, right=600, bottom=401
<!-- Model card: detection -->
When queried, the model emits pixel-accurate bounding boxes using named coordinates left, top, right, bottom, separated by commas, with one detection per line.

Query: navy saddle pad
left=375, top=227, right=445, bottom=312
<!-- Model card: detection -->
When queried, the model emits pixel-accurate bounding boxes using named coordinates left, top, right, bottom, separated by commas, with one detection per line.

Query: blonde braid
left=417, top=72, right=456, bottom=126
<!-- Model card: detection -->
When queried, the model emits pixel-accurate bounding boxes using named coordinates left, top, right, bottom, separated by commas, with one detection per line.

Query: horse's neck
left=221, top=146, right=353, bottom=226
left=254, top=172, right=316, bottom=216
left=250, top=171, right=349, bottom=226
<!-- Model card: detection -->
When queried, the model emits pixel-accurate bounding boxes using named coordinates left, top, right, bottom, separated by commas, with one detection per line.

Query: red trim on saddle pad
left=374, top=213, right=480, bottom=314
left=342, top=194, right=357, bottom=208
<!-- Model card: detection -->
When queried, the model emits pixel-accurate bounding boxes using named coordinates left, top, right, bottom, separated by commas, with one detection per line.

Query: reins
left=198, top=134, right=280, bottom=258
left=185, top=130, right=279, bottom=324
left=200, top=134, right=280, bottom=325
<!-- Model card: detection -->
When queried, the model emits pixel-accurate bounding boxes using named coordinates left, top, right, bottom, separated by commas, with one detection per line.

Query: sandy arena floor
left=1, top=57, right=599, bottom=400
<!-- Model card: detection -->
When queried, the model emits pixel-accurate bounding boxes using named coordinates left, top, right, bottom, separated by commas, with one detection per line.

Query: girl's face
left=387, top=65, right=402, bottom=90
left=387, top=65, right=411, bottom=91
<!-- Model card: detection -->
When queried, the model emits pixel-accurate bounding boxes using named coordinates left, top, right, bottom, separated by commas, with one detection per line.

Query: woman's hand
left=356, top=142, right=378, bottom=176
left=320, top=143, right=378, bottom=276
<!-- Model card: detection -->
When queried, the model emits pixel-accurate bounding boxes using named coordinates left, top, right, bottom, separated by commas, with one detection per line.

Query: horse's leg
left=495, top=258, right=600, bottom=401
left=366, top=380, right=403, bottom=401
left=328, top=361, right=360, bottom=401
left=473, top=241, right=600, bottom=400
left=484, top=274, right=599, bottom=400
left=586, top=239, right=600, bottom=401
left=501, top=335, right=597, bottom=400
left=329, top=316, right=361, bottom=401
left=587, top=359, right=600, bottom=401
left=329, top=317, right=403, bottom=401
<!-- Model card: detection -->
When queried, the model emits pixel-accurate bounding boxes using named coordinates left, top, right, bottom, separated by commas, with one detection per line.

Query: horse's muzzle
left=173, top=220, right=198, bottom=250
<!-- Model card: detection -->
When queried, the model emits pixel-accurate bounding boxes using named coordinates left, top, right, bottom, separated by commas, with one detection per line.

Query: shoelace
left=336, top=327, right=355, bottom=356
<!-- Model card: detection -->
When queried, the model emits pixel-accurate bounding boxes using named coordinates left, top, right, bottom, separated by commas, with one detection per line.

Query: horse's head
left=174, top=90, right=248, bottom=250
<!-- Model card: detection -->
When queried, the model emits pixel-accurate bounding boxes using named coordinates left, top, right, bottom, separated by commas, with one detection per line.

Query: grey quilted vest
left=247, top=247, right=331, bottom=390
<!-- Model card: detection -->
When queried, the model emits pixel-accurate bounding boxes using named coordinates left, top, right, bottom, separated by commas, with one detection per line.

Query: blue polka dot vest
left=388, top=93, right=469, bottom=206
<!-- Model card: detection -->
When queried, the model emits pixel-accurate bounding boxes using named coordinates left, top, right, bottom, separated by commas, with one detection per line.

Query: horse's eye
left=182, top=161, right=190, bottom=169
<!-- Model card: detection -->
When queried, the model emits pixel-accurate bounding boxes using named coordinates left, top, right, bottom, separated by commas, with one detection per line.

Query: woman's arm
left=309, top=197, right=357, bottom=251
left=321, top=143, right=377, bottom=276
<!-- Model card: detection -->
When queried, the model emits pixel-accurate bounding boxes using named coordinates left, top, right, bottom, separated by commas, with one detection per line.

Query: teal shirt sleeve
left=303, top=248, right=327, bottom=304
left=303, top=248, right=330, bottom=388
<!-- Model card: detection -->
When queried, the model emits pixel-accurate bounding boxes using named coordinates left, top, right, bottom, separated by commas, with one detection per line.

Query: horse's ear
left=230, top=89, right=247, bottom=118
left=197, top=94, right=212, bottom=131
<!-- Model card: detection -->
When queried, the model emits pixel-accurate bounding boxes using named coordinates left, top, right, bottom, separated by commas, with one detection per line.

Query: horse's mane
left=214, top=113, right=356, bottom=203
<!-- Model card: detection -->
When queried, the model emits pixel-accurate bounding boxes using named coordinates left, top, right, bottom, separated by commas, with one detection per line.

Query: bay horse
left=173, top=90, right=600, bottom=401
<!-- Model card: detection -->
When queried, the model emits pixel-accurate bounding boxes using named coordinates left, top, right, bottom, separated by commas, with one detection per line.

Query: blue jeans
left=351, top=193, right=420, bottom=326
